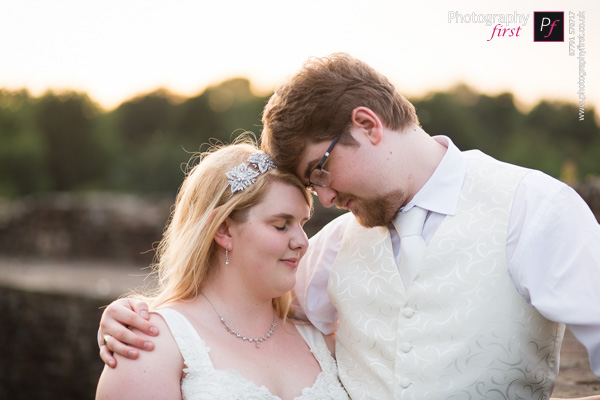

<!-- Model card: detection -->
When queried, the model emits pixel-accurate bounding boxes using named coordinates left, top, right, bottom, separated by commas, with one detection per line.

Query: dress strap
left=154, top=308, right=214, bottom=371
left=294, top=323, right=337, bottom=374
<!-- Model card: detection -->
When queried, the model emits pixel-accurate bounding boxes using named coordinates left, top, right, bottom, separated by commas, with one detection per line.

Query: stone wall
left=0, top=193, right=172, bottom=264
left=0, top=285, right=107, bottom=399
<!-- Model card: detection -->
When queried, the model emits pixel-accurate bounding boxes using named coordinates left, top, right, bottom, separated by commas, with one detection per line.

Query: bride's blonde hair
left=141, top=139, right=312, bottom=320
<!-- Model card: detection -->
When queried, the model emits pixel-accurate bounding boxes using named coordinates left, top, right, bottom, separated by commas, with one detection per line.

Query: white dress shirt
left=295, top=136, right=600, bottom=377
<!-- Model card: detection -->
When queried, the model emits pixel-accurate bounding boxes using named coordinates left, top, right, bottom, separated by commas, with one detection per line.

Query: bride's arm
left=96, top=313, right=181, bottom=399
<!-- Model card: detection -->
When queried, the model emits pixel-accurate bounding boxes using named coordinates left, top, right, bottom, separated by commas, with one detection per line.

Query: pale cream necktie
left=393, top=206, right=428, bottom=287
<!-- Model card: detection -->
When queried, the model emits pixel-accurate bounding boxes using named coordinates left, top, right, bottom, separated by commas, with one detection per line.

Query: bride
left=96, top=142, right=349, bottom=400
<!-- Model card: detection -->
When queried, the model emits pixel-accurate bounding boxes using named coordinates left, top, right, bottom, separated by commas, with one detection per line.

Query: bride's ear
left=213, top=217, right=233, bottom=251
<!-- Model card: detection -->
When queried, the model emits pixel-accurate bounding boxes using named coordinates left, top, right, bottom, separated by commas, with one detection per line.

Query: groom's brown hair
left=261, top=52, right=418, bottom=172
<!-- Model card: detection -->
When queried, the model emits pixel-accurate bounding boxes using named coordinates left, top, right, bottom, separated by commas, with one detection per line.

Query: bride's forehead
left=250, top=183, right=309, bottom=215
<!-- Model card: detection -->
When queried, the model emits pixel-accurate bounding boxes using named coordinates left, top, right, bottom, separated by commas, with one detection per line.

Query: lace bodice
left=154, top=308, right=349, bottom=400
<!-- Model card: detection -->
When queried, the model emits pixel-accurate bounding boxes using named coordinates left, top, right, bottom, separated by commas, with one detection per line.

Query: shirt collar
left=404, top=136, right=465, bottom=216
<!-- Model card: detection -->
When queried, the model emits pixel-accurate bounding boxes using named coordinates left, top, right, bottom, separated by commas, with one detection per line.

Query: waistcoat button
left=399, top=377, right=411, bottom=388
left=402, top=308, right=414, bottom=318
left=400, top=342, right=412, bottom=353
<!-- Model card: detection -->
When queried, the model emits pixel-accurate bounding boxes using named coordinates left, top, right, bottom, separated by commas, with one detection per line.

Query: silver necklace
left=201, top=293, right=276, bottom=348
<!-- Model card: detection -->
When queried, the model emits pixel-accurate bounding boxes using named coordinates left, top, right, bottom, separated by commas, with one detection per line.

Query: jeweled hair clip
left=226, top=153, right=277, bottom=193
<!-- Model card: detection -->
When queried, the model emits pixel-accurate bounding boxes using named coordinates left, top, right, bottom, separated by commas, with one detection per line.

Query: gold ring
left=103, top=334, right=111, bottom=346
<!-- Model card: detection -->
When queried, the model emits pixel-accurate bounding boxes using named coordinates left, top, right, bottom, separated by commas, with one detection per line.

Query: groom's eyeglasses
left=307, top=136, right=340, bottom=195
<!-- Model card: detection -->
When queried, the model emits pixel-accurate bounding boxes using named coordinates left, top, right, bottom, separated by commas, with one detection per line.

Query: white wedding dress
left=154, top=308, right=349, bottom=400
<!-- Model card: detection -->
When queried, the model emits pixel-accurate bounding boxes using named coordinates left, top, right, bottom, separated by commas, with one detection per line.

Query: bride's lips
left=280, top=258, right=298, bottom=268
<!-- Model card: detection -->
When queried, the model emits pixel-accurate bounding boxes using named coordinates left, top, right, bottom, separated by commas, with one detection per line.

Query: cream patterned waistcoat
left=328, top=151, right=565, bottom=400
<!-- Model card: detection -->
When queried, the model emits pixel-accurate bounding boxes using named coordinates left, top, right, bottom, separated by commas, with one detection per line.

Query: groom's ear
left=351, top=107, right=383, bottom=145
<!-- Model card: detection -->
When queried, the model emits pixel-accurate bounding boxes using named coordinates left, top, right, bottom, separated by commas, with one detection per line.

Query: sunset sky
left=1, top=0, right=598, bottom=112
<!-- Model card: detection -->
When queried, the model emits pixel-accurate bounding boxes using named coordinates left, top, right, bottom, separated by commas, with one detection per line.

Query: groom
left=99, top=53, right=600, bottom=398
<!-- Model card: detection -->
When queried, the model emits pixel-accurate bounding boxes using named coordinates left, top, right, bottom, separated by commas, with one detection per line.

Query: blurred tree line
left=0, top=80, right=598, bottom=198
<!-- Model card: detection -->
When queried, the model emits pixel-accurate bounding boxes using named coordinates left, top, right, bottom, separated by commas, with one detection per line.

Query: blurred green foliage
left=413, top=84, right=600, bottom=182
left=0, top=81, right=598, bottom=198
